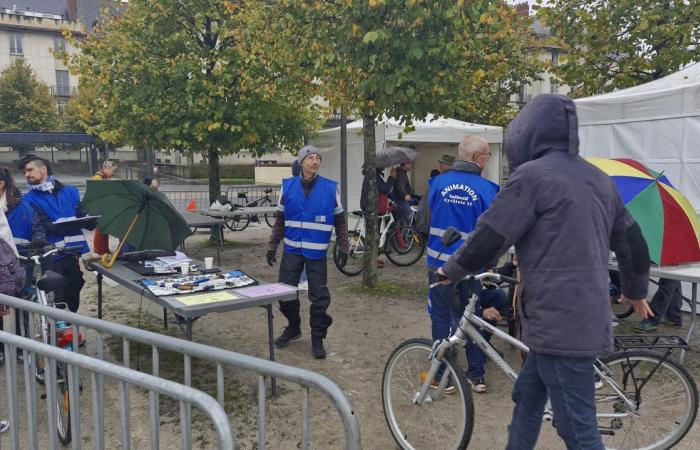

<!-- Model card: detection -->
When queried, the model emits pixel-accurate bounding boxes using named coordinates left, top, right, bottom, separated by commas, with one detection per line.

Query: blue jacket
left=22, top=182, right=89, bottom=254
left=282, top=175, right=337, bottom=260
left=7, top=201, right=34, bottom=246
left=426, top=164, right=498, bottom=268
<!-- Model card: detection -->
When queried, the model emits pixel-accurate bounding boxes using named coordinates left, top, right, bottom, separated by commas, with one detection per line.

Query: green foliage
left=537, top=0, right=700, bottom=97
left=0, top=58, right=58, bottom=132
left=68, top=0, right=321, bottom=201
left=280, top=0, right=540, bottom=286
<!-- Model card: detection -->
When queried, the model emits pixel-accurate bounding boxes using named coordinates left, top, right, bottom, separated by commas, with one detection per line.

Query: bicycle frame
left=350, top=212, right=395, bottom=250
left=415, top=282, right=637, bottom=416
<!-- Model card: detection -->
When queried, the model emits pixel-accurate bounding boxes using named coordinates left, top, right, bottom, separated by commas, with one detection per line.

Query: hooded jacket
left=442, top=94, right=650, bottom=357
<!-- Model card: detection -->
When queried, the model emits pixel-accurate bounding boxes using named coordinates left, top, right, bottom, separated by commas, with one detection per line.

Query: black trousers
left=277, top=252, right=332, bottom=338
left=47, top=255, right=85, bottom=313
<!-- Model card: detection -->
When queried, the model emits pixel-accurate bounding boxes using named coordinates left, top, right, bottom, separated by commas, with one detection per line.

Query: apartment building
left=0, top=1, right=102, bottom=105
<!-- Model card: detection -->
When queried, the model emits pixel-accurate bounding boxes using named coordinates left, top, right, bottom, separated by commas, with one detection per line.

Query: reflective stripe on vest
left=284, top=220, right=334, bottom=232
left=283, top=238, right=330, bottom=251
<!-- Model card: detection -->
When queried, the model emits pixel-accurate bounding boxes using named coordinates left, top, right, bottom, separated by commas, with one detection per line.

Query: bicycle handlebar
left=430, top=271, right=518, bottom=289
left=17, top=243, right=84, bottom=262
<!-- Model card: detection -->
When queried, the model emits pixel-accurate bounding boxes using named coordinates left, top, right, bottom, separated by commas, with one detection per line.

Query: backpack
left=0, top=238, right=26, bottom=296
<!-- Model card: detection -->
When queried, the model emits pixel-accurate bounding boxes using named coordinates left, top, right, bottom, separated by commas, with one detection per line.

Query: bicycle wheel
left=333, top=234, right=364, bottom=276
left=56, top=362, right=72, bottom=445
left=382, top=338, right=473, bottom=450
left=224, top=215, right=249, bottom=231
left=386, top=226, right=425, bottom=267
left=264, top=205, right=277, bottom=227
left=596, top=350, right=698, bottom=450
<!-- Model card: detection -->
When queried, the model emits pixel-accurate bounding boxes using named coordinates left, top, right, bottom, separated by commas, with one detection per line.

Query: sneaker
left=311, top=336, right=327, bottom=359
left=274, top=326, right=301, bottom=347
left=469, top=377, right=487, bottom=393
left=661, top=319, right=682, bottom=327
left=297, top=280, right=309, bottom=290
left=419, top=371, right=455, bottom=395
left=0, top=420, right=9, bottom=433
left=634, top=320, right=657, bottom=333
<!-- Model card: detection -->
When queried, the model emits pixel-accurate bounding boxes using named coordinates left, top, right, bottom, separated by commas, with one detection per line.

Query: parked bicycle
left=18, top=243, right=84, bottom=446
left=332, top=210, right=425, bottom=275
left=224, top=188, right=277, bottom=231
left=381, top=231, right=698, bottom=450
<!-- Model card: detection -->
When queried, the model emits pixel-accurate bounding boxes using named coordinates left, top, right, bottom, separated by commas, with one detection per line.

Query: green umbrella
left=81, top=180, right=192, bottom=266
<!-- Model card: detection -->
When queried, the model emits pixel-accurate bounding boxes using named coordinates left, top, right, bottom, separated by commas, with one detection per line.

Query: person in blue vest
left=425, top=135, right=501, bottom=394
left=18, top=155, right=91, bottom=313
left=266, top=146, right=349, bottom=359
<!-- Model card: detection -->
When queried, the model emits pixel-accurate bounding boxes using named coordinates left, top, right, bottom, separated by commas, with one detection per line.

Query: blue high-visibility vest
left=282, top=176, right=337, bottom=260
left=426, top=170, right=499, bottom=269
left=22, top=184, right=89, bottom=254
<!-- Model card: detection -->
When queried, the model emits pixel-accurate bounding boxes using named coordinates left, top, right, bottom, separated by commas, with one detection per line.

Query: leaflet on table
left=145, top=251, right=192, bottom=268
left=52, top=215, right=101, bottom=225
left=141, top=270, right=256, bottom=296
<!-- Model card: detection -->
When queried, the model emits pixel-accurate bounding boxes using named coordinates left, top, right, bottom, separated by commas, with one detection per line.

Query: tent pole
left=340, top=107, right=348, bottom=210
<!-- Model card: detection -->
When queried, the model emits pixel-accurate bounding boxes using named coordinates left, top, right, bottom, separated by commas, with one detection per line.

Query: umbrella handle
left=101, top=213, right=140, bottom=268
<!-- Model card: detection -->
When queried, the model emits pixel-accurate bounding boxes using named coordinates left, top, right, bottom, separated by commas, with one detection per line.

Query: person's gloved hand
left=337, top=251, right=348, bottom=268
left=266, top=249, right=277, bottom=267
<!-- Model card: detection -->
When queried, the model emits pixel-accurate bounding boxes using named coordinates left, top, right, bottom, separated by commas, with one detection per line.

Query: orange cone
left=186, top=200, right=197, bottom=212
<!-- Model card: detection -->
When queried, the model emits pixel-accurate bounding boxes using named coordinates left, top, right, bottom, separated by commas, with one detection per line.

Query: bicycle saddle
left=237, top=192, right=248, bottom=198
left=37, top=270, right=69, bottom=292
left=264, top=188, right=273, bottom=194
left=351, top=210, right=365, bottom=216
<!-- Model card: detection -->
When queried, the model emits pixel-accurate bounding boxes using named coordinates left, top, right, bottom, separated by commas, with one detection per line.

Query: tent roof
left=575, top=62, right=700, bottom=125
left=316, top=114, right=503, bottom=146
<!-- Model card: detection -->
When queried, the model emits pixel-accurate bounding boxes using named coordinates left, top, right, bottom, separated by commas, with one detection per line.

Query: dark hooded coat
left=443, top=94, right=650, bottom=357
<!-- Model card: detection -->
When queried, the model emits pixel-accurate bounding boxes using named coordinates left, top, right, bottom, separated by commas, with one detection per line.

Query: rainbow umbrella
left=587, top=157, right=700, bottom=266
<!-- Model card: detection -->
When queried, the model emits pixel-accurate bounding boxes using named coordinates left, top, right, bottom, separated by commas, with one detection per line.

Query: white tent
left=310, top=115, right=503, bottom=212
left=575, top=63, right=700, bottom=212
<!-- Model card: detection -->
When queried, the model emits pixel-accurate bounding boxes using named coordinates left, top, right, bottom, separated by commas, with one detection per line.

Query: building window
left=53, top=36, right=67, bottom=53
left=9, top=33, right=22, bottom=55
left=55, top=70, right=70, bottom=96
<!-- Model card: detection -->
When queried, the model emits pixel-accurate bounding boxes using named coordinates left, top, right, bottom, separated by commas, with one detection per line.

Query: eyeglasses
left=478, top=152, right=492, bottom=157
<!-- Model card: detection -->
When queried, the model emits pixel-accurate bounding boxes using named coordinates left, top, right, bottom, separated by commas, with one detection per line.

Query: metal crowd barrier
left=0, top=331, right=233, bottom=450
left=0, top=295, right=361, bottom=450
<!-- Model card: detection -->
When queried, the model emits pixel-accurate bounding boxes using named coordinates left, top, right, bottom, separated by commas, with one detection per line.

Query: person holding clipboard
left=18, top=155, right=96, bottom=313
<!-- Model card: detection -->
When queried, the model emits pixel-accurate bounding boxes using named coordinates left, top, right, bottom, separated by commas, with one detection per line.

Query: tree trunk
left=361, top=111, right=378, bottom=288
left=208, top=148, right=221, bottom=241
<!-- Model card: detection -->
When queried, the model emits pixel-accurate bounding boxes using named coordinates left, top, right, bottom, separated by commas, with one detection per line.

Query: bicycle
left=332, top=210, right=426, bottom=276
left=224, top=188, right=277, bottom=231
left=18, top=244, right=84, bottom=446
left=382, top=269, right=698, bottom=450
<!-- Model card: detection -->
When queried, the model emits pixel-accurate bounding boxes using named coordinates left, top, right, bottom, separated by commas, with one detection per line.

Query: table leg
left=216, top=224, right=222, bottom=266
left=267, top=304, right=277, bottom=396
left=97, top=273, right=103, bottom=320
left=681, top=283, right=697, bottom=363
left=185, top=320, right=193, bottom=341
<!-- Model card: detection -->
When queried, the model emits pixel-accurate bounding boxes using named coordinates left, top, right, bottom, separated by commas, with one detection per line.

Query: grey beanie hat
left=297, top=145, right=322, bottom=164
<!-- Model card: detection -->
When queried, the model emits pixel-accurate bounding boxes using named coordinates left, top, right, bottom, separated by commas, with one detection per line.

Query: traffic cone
left=186, top=200, right=197, bottom=212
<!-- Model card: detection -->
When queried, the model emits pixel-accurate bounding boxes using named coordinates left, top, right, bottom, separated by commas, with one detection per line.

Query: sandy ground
left=2, top=224, right=699, bottom=449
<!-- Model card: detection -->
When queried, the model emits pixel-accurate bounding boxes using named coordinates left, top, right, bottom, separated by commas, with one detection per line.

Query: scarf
left=30, top=175, right=55, bottom=192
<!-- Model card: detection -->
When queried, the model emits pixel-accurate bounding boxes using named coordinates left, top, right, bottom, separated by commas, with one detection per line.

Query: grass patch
left=347, top=281, right=406, bottom=297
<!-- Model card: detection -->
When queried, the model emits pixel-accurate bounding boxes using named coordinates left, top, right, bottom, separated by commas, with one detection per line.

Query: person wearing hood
left=266, top=145, right=350, bottom=359
left=424, top=135, right=501, bottom=394
left=437, top=94, right=652, bottom=449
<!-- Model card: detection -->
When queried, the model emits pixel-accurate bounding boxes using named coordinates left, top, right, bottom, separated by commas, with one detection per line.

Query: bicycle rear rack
left=614, top=334, right=688, bottom=351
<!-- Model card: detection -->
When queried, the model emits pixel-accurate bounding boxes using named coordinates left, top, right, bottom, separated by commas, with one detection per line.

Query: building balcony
left=50, top=85, right=77, bottom=97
